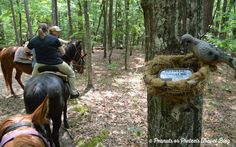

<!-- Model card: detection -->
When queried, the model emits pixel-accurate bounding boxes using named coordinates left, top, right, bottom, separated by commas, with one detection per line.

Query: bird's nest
left=144, top=54, right=210, bottom=103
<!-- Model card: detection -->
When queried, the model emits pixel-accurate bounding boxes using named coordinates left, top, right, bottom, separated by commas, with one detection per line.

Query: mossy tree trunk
left=141, top=0, right=206, bottom=147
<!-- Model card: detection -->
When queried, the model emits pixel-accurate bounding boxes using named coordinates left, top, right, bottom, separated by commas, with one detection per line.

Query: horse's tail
left=0, top=60, right=9, bottom=89
left=30, top=95, right=49, bottom=125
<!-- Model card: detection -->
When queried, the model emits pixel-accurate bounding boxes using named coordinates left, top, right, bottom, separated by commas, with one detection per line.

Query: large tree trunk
left=108, top=0, right=113, bottom=64
left=142, top=1, right=204, bottom=147
left=10, top=0, right=20, bottom=45
left=83, top=0, right=93, bottom=89
left=52, top=0, right=58, bottom=26
left=124, top=0, right=129, bottom=70
left=67, top=0, right=73, bottom=38
left=24, top=0, right=33, bottom=39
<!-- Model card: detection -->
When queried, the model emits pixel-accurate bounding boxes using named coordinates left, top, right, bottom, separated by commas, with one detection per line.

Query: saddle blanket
left=14, top=47, right=32, bottom=64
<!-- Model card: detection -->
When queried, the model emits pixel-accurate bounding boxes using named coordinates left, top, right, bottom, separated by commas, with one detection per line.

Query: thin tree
left=0, top=1, right=4, bottom=42
left=220, top=0, right=228, bottom=39
left=52, top=0, right=58, bottom=26
left=114, top=0, right=118, bottom=48
left=124, top=0, right=129, bottom=70
left=16, top=0, right=23, bottom=45
left=10, top=0, right=20, bottom=45
left=67, top=0, right=73, bottom=38
left=108, top=0, right=113, bottom=64
left=102, top=0, right=108, bottom=58
left=83, top=0, right=93, bottom=90
left=24, top=0, right=33, bottom=39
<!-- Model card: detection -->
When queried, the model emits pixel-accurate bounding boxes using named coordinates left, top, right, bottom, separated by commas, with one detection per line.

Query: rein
left=0, top=122, right=50, bottom=147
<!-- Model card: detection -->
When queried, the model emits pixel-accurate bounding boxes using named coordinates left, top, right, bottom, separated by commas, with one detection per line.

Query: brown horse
left=0, top=41, right=85, bottom=96
left=0, top=95, right=50, bottom=147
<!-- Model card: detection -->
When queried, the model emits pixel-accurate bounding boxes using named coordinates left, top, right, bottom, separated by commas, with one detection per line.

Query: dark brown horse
left=0, top=95, right=50, bottom=147
left=0, top=41, right=85, bottom=96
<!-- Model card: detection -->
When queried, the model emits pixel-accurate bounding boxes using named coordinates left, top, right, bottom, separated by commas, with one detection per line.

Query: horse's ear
left=31, top=95, right=49, bottom=125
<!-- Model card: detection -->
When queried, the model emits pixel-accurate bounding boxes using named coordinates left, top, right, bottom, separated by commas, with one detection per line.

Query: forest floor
left=0, top=48, right=235, bottom=147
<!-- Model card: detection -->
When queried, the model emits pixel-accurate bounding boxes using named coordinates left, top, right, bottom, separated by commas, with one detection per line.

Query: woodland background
left=0, top=0, right=236, bottom=147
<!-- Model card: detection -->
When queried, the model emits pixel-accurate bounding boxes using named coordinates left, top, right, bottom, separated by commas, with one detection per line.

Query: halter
left=0, top=122, right=50, bottom=147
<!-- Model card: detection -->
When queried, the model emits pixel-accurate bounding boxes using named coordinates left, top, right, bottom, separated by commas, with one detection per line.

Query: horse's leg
left=51, top=115, right=62, bottom=147
left=63, top=100, right=69, bottom=128
left=15, top=69, right=24, bottom=89
left=44, top=124, right=53, bottom=147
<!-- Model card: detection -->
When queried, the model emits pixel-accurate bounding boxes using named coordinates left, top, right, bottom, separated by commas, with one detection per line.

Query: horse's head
left=63, top=40, right=86, bottom=73
left=0, top=96, right=50, bottom=147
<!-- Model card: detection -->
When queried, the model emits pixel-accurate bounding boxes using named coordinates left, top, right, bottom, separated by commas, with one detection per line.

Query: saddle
left=38, top=66, right=68, bottom=82
left=14, top=47, right=32, bottom=64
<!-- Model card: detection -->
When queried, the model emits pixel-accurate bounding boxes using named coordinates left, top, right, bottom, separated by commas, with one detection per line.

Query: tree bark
left=10, top=0, right=20, bottom=45
left=142, top=0, right=204, bottom=146
left=67, top=0, right=73, bottom=38
left=52, top=0, right=58, bottom=26
left=24, top=0, right=33, bottom=39
left=83, top=0, right=93, bottom=89
left=124, top=0, right=129, bottom=70
left=108, top=0, right=113, bottom=64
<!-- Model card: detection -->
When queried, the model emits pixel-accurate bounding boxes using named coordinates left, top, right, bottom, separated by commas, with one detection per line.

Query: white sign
left=158, top=68, right=193, bottom=81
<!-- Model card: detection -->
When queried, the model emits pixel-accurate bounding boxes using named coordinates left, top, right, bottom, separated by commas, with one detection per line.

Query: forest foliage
left=0, top=0, right=144, bottom=48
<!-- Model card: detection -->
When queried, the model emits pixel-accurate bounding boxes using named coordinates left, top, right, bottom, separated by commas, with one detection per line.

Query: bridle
left=71, top=42, right=83, bottom=62
left=0, top=122, right=50, bottom=147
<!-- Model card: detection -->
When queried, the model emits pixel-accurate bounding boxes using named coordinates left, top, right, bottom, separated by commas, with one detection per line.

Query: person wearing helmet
left=24, top=23, right=80, bottom=99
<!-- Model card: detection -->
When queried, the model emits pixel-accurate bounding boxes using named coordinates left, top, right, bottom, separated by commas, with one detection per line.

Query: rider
left=24, top=23, right=80, bottom=99
left=49, top=26, right=69, bottom=45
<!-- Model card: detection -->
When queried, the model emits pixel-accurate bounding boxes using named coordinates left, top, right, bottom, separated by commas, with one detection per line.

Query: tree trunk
left=10, top=0, right=20, bottom=45
left=114, top=0, right=118, bottom=48
left=83, top=0, right=93, bottom=89
left=214, top=0, right=221, bottom=37
left=124, top=0, right=129, bottom=70
left=0, top=1, right=4, bottom=43
left=202, top=0, right=214, bottom=34
left=108, top=0, right=113, bottom=64
left=220, top=0, right=228, bottom=39
left=17, top=0, right=23, bottom=45
left=103, top=0, right=107, bottom=58
left=142, top=1, right=204, bottom=146
left=24, top=0, right=33, bottom=39
left=67, top=0, right=73, bottom=38
left=77, top=0, right=84, bottom=41
left=52, top=0, right=58, bottom=26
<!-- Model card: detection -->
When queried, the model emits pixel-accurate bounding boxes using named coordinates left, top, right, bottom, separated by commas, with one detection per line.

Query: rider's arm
left=58, top=46, right=65, bottom=56
left=58, top=38, right=69, bottom=45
